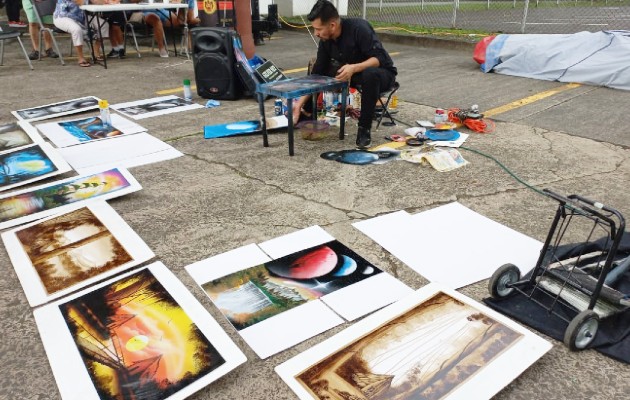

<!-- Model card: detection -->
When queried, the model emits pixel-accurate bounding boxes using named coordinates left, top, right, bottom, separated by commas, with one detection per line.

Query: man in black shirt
left=292, top=0, right=397, bottom=148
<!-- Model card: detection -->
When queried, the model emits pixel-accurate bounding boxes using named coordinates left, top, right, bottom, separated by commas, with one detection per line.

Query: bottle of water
left=183, top=79, right=193, bottom=101
left=98, top=100, right=112, bottom=127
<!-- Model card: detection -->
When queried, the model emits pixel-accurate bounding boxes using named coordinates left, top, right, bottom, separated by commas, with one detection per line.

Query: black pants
left=305, top=67, right=396, bottom=130
left=6, top=0, right=21, bottom=21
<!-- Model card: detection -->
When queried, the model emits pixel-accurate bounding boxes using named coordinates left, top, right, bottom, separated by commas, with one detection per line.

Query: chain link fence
left=344, top=0, right=630, bottom=34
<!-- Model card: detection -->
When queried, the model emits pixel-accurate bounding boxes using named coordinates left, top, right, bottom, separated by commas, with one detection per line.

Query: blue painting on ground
left=0, top=146, right=56, bottom=187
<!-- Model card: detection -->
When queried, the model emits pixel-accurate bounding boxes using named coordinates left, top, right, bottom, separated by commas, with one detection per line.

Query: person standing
left=291, top=0, right=397, bottom=149
left=6, top=0, right=27, bottom=27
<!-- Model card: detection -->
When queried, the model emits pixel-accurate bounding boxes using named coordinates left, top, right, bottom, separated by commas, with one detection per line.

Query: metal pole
left=521, top=0, right=530, bottom=33
left=421, top=0, right=424, bottom=10
left=513, top=0, right=516, bottom=8
left=379, top=0, right=383, bottom=12
left=363, top=0, right=367, bottom=19
left=451, top=0, right=458, bottom=27
left=487, top=0, right=490, bottom=9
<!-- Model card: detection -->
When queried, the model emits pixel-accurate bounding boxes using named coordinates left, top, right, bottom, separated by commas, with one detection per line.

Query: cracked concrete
left=0, top=28, right=629, bottom=400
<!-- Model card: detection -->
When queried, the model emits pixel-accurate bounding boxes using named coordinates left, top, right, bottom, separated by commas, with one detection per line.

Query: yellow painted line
left=283, top=67, right=308, bottom=74
left=157, top=85, right=196, bottom=95
left=483, top=83, right=581, bottom=117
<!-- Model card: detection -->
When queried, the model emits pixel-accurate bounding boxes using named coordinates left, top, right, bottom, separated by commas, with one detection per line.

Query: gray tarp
left=481, top=30, right=630, bottom=91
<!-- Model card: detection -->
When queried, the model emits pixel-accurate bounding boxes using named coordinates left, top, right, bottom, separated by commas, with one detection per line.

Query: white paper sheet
left=111, top=95, right=204, bottom=120
left=36, top=114, right=146, bottom=148
left=2, top=201, right=155, bottom=307
left=12, top=96, right=101, bottom=122
left=0, top=142, right=72, bottom=192
left=353, top=203, right=543, bottom=288
left=33, top=261, right=247, bottom=400
left=276, top=283, right=552, bottom=400
left=186, top=227, right=411, bottom=358
left=258, top=225, right=336, bottom=259
left=58, top=133, right=183, bottom=175
left=0, top=167, right=142, bottom=230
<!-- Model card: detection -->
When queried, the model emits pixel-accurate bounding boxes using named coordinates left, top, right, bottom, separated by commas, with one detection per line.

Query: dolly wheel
left=564, top=310, right=599, bottom=351
left=488, top=264, right=520, bottom=299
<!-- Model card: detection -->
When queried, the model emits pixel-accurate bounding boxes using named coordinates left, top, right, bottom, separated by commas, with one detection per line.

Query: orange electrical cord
left=447, top=108, right=496, bottom=134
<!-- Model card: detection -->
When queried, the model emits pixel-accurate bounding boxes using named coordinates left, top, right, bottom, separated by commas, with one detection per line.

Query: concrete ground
left=0, top=27, right=629, bottom=400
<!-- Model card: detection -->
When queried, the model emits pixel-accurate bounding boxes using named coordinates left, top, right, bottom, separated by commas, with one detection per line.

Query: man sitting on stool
left=291, top=0, right=397, bottom=149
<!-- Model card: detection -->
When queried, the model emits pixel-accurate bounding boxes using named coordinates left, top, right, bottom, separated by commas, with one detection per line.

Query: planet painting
left=267, top=246, right=338, bottom=279
left=333, top=255, right=358, bottom=277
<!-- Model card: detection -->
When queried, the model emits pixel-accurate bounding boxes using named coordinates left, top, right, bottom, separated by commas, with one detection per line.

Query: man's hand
left=335, top=64, right=355, bottom=82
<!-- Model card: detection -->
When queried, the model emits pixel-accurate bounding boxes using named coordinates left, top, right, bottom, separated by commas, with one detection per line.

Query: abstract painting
left=202, top=241, right=381, bottom=331
left=34, top=262, right=247, bottom=400
left=276, top=283, right=553, bottom=400
left=16, top=207, right=131, bottom=294
left=0, top=122, right=37, bottom=151
left=12, top=96, right=101, bottom=122
left=0, top=167, right=141, bottom=230
left=2, top=202, right=155, bottom=306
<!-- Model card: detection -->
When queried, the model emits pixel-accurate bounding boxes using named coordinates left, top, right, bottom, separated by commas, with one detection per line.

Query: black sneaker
left=45, top=48, right=59, bottom=58
left=107, top=49, right=120, bottom=58
left=356, top=126, right=371, bottom=149
left=118, top=48, right=126, bottom=59
left=28, top=50, right=40, bottom=60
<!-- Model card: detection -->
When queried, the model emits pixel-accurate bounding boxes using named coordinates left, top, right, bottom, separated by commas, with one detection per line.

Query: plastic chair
left=30, top=0, right=65, bottom=65
left=0, top=26, right=34, bottom=70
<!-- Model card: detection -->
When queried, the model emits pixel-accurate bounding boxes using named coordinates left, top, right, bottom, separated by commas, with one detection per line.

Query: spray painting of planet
left=203, top=241, right=381, bottom=331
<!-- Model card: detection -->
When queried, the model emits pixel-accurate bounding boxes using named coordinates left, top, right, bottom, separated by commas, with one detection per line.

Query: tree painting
left=15, top=207, right=132, bottom=294
left=60, top=269, right=225, bottom=400
left=296, top=292, right=523, bottom=400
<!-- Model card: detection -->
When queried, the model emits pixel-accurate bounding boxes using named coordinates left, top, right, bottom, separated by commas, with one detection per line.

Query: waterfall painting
left=277, top=283, right=552, bottom=400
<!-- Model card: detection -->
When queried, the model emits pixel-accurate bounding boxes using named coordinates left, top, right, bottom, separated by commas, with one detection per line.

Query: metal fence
left=345, top=0, right=630, bottom=33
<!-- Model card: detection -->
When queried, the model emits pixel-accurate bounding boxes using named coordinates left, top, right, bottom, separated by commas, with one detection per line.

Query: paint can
left=274, top=99, right=283, bottom=116
left=434, top=108, right=447, bottom=124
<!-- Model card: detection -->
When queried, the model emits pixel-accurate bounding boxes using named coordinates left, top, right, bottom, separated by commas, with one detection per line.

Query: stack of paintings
left=186, top=226, right=413, bottom=359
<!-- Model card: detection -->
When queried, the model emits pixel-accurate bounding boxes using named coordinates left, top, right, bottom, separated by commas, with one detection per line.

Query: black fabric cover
left=484, top=232, right=630, bottom=363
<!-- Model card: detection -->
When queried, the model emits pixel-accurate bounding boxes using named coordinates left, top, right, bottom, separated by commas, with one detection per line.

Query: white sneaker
left=159, top=48, right=169, bottom=58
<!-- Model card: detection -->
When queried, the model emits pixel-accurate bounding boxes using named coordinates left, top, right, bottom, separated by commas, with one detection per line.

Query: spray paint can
left=434, top=108, right=447, bottom=124
left=274, top=99, right=283, bottom=116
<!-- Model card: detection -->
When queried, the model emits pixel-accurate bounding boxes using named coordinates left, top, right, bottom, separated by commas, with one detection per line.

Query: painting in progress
left=202, top=241, right=381, bottom=330
left=59, top=268, right=226, bottom=400
left=295, top=292, right=522, bottom=400
left=15, top=207, right=131, bottom=294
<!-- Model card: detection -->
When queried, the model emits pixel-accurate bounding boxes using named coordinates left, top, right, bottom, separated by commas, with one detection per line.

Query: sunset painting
left=296, top=292, right=523, bottom=400
left=59, top=268, right=225, bottom=400
left=15, top=207, right=132, bottom=295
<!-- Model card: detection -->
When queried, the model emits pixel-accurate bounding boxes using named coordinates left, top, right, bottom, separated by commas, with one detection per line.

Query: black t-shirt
left=310, top=18, right=397, bottom=77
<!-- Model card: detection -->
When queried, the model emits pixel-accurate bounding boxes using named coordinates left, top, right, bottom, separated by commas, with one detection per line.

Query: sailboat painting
left=277, top=283, right=553, bottom=400
left=34, top=262, right=248, bottom=400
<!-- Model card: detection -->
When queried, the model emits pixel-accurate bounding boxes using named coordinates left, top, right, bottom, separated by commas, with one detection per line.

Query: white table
left=80, top=2, right=189, bottom=68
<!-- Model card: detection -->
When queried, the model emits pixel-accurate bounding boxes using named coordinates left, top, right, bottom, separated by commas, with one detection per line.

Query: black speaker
left=191, top=27, right=242, bottom=100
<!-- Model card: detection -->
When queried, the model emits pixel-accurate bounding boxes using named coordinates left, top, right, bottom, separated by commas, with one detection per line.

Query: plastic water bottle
left=183, top=79, right=193, bottom=101
left=98, top=100, right=112, bottom=127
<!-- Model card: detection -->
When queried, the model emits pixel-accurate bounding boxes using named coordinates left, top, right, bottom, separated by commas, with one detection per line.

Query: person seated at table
left=128, top=9, right=169, bottom=57
left=102, top=10, right=127, bottom=58
left=53, top=0, right=108, bottom=66
left=290, top=0, right=397, bottom=149
left=21, top=0, right=59, bottom=60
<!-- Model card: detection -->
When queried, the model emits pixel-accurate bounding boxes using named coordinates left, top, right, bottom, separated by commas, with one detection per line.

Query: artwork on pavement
left=34, top=262, right=247, bottom=400
left=276, top=283, right=553, bottom=400
left=111, top=95, right=204, bottom=120
left=295, top=292, right=522, bottom=399
left=59, top=116, right=123, bottom=141
left=0, top=143, right=71, bottom=193
left=2, top=202, right=155, bottom=307
left=202, top=240, right=381, bottom=331
left=12, top=96, right=101, bottom=122
left=0, top=122, right=40, bottom=151
left=0, top=167, right=141, bottom=230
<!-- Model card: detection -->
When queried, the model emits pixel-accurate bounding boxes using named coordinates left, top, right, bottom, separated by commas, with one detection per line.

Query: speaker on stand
left=191, top=27, right=242, bottom=100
